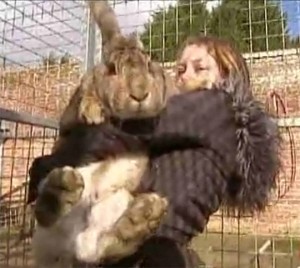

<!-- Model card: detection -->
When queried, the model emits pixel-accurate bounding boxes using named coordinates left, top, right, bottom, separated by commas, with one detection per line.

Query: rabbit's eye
left=107, top=63, right=116, bottom=75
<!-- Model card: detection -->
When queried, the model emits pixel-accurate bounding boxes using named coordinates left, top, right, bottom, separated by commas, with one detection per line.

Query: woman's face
left=176, top=44, right=222, bottom=91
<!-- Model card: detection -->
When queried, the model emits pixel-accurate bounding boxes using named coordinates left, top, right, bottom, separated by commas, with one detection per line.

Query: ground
left=192, top=233, right=300, bottom=268
left=0, top=227, right=300, bottom=267
left=0, top=227, right=33, bottom=268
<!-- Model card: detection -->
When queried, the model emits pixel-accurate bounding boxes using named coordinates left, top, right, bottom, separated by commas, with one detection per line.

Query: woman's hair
left=176, top=35, right=250, bottom=89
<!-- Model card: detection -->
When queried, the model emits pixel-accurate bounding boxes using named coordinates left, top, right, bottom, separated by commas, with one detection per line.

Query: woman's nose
left=181, top=66, right=195, bottom=82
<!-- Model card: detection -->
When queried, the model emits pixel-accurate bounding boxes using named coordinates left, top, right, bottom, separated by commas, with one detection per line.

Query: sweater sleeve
left=137, top=89, right=237, bottom=242
left=139, top=147, right=228, bottom=242
left=140, top=86, right=281, bottom=243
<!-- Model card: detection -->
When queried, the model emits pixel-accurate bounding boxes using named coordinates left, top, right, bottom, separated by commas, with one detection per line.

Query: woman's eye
left=195, top=66, right=207, bottom=72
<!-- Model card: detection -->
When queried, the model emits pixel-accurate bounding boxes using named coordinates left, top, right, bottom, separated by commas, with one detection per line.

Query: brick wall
left=1, top=49, right=300, bottom=234
left=0, top=63, right=78, bottom=225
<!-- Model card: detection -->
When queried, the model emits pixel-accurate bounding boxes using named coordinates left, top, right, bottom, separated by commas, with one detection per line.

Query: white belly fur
left=32, top=154, right=147, bottom=268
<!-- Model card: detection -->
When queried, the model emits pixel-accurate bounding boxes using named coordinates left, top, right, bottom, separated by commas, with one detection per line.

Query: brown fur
left=59, top=1, right=175, bottom=136
left=175, top=35, right=250, bottom=92
left=32, top=1, right=173, bottom=266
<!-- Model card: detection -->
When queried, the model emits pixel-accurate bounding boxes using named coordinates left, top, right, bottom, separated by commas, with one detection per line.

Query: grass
left=0, top=226, right=33, bottom=267
left=192, top=233, right=300, bottom=268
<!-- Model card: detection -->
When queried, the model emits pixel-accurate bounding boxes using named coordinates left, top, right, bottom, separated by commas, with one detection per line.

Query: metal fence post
left=84, top=8, right=96, bottom=72
left=0, top=120, right=3, bottom=197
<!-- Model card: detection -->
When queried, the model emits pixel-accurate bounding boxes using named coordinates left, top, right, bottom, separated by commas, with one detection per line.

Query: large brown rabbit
left=30, top=1, right=175, bottom=267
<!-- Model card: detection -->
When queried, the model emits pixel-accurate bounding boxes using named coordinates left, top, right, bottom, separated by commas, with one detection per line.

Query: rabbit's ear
left=129, top=31, right=144, bottom=50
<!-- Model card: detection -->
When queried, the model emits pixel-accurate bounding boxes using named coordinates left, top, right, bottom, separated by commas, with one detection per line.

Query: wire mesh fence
left=0, top=0, right=300, bottom=267
left=0, top=0, right=88, bottom=118
left=0, top=1, right=87, bottom=267
left=0, top=109, right=58, bottom=267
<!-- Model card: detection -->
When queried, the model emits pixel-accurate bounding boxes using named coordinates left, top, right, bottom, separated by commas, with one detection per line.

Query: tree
left=141, top=0, right=209, bottom=62
left=42, top=51, right=75, bottom=67
left=42, top=51, right=58, bottom=67
left=60, top=52, right=72, bottom=65
left=209, top=0, right=291, bottom=52
left=288, top=35, right=300, bottom=49
left=140, top=0, right=295, bottom=61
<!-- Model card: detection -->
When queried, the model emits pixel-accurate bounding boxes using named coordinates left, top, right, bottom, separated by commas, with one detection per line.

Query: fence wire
left=0, top=109, right=58, bottom=268
left=1, top=0, right=300, bottom=267
left=0, top=0, right=87, bottom=68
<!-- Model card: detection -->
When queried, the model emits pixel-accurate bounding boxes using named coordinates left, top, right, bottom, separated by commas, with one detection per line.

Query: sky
left=284, top=0, right=300, bottom=36
left=0, top=0, right=299, bottom=68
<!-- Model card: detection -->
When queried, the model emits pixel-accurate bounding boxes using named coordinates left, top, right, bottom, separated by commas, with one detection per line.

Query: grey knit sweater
left=138, top=83, right=281, bottom=244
